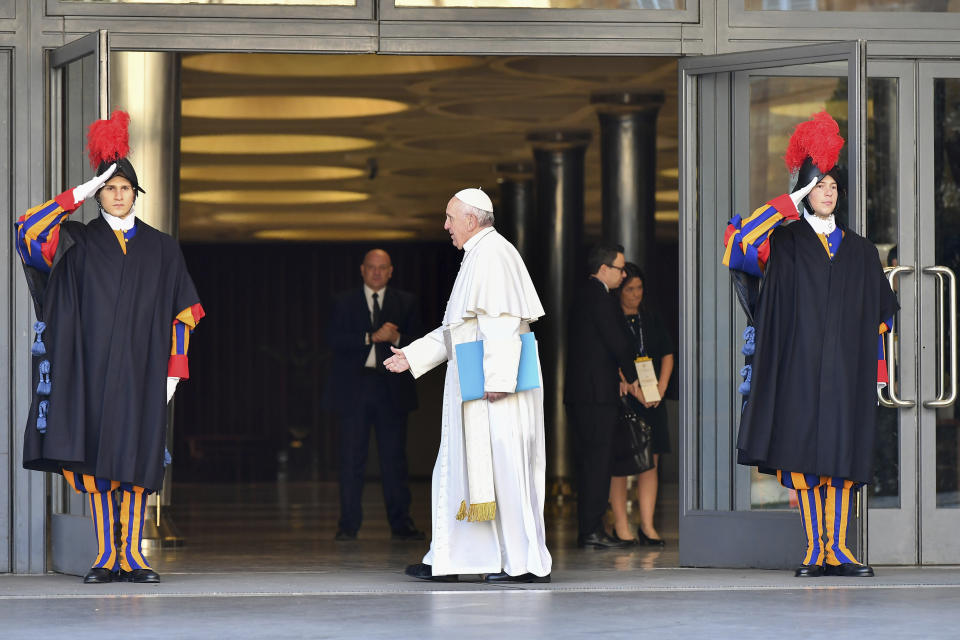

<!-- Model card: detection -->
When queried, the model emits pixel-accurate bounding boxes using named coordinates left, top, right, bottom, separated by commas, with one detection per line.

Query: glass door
left=678, top=42, right=868, bottom=568
left=864, top=60, right=919, bottom=566
left=917, top=62, right=960, bottom=564
left=47, top=29, right=110, bottom=576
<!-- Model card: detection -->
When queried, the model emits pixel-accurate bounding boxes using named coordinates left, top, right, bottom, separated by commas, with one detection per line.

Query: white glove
left=166, top=377, right=180, bottom=404
left=789, top=177, right=819, bottom=212
left=72, top=163, right=117, bottom=203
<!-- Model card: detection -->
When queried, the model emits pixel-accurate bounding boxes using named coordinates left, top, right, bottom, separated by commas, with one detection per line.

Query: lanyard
left=629, top=314, right=646, bottom=357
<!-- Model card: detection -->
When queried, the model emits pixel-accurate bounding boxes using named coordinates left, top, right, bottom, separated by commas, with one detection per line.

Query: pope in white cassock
left=384, top=188, right=552, bottom=583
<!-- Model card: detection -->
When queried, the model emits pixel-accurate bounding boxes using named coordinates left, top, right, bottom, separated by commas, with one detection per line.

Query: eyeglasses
left=605, top=264, right=626, bottom=273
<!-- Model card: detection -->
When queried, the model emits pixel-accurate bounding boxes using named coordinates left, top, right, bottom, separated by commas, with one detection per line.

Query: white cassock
left=402, top=226, right=552, bottom=577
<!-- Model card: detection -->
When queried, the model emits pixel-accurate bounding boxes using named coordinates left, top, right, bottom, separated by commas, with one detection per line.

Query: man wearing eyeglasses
left=565, top=243, right=640, bottom=549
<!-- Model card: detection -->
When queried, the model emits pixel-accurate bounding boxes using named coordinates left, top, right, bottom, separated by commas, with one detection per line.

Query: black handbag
left=618, top=396, right=654, bottom=474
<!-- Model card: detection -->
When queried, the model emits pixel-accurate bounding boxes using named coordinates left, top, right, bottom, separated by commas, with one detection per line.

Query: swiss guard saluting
left=15, top=110, right=204, bottom=584
left=722, top=112, right=898, bottom=578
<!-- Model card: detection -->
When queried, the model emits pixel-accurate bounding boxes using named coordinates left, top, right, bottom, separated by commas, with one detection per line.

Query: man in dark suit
left=564, top=243, right=640, bottom=549
left=327, top=249, right=424, bottom=541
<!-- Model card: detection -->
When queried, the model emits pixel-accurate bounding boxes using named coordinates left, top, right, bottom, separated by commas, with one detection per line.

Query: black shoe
left=824, top=563, right=875, bottom=577
left=391, top=525, right=425, bottom=541
left=577, top=530, right=632, bottom=549
left=334, top=529, right=358, bottom=541
left=610, top=531, right=640, bottom=546
left=637, top=528, right=667, bottom=547
left=119, top=568, right=161, bottom=583
left=83, top=567, right=115, bottom=584
left=404, top=562, right=458, bottom=582
left=794, top=564, right=824, bottom=577
left=483, top=571, right=551, bottom=584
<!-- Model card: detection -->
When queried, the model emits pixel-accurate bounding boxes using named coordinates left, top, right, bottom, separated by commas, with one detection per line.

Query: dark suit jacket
left=326, top=286, right=422, bottom=414
left=563, top=277, right=638, bottom=405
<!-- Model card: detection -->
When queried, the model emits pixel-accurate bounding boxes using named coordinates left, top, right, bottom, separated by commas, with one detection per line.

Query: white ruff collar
left=101, top=206, right=136, bottom=232
left=803, top=210, right=836, bottom=235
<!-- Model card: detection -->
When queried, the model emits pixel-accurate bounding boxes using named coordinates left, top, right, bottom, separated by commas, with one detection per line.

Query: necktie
left=372, top=292, right=381, bottom=330
left=372, top=292, right=384, bottom=369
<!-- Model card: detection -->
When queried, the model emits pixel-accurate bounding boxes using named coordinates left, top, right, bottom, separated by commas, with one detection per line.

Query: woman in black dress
left=609, top=263, right=674, bottom=545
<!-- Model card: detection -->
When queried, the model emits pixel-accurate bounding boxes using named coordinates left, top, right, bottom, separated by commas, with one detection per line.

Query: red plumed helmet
left=86, top=109, right=131, bottom=169
left=784, top=111, right=845, bottom=174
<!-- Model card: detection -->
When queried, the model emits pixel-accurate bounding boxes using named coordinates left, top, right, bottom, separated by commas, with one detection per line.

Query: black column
left=527, top=129, right=591, bottom=498
left=592, top=91, right=664, bottom=270
left=495, top=161, right=535, bottom=261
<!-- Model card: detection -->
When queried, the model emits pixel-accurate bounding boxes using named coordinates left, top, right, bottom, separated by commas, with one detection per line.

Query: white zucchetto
left=454, top=188, right=494, bottom=213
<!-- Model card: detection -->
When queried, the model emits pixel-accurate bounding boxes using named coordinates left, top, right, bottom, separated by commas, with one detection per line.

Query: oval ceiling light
left=182, top=53, right=478, bottom=78
left=181, top=134, right=374, bottom=155
left=254, top=229, right=419, bottom=241
left=212, top=212, right=420, bottom=226
left=180, top=165, right=365, bottom=182
left=182, top=96, right=409, bottom=120
left=181, top=190, right=369, bottom=205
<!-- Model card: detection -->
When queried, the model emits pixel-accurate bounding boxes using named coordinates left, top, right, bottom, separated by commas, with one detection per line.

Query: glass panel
left=746, top=0, right=960, bottom=11
left=396, top=0, right=684, bottom=8
left=61, top=1, right=356, bottom=5
left=746, top=74, right=847, bottom=509
left=933, top=77, right=960, bottom=509
left=865, top=77, right=901, bottom=508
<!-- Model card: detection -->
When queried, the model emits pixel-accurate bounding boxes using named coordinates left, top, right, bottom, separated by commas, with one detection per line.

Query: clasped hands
left=383, top=347, right=507, bottom=403
left=371, top=322, right=400, bottom=345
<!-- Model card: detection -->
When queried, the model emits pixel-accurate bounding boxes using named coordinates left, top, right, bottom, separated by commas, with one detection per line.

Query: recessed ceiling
left=182, top=53, right=480, bottom=78
left=179, top=53, right=682, bottom=243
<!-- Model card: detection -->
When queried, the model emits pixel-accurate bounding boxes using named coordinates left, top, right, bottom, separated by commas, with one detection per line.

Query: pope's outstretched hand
left=384, top=346, right=410, bottom=373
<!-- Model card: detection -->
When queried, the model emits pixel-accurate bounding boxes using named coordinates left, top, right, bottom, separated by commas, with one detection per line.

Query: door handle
left=882, top=266, right=915, bottom=408
left=923, top=265, right=957, bottom=408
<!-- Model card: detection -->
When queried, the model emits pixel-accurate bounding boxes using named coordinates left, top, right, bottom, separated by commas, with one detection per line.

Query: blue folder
left=455, top=332, right=540, bottom=402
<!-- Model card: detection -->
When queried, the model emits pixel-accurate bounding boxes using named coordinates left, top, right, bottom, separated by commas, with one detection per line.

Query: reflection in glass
left=62, top=0, right=356, bottom=5
left=747, top=74, right=847, bottom=509
left=934, top=78, right=960, bottom=508
left=746, top=0, right=960, bottom=11
left=396, top=0, right=683, bottom=7
left=865, top=78, right=901, bottom=508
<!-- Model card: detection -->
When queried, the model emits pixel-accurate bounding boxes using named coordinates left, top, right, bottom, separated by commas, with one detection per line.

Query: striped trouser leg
left=118, top=485, right=153, bottom=572
left=62, top=470, right=119, bottom=571
left=777, top=470, right=825, bottom=566
left=824, top=477, right=860, bottom=565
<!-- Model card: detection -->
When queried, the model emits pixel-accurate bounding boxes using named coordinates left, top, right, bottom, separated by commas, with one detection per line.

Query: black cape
left=736, top=220, right=898, bottom=484
left=21, top=216, right=201, bottom=492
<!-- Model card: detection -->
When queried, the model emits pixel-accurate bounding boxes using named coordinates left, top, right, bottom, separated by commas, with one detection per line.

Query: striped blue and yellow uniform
left=724, top=196, right=894, bottom=384
left=16, top=189, right=205, bottom=574
left=62, top=470, right=152, bottom=572
left=774, top=225, right=893, bottom=567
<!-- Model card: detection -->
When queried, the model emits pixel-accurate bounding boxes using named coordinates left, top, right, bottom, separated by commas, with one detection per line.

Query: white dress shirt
left=363, top=284, right=400, bottom=368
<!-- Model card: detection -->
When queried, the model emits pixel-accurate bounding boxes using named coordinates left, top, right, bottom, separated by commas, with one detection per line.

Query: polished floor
left=4, top=481, right=960, bottom=639
left=149, top=480, right=679, bottom=574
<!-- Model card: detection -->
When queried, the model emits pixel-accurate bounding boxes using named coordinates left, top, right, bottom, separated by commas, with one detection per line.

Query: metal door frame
left=46, top=29, right=109, bottom=577
left=678, top=41, right=867, bottom=568
left=863, top=59, right=921, bottom=566
left=917, top=61, right=960, bottom=564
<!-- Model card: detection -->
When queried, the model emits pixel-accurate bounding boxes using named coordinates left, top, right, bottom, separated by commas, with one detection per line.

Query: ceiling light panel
left=181, top=134, right=374, bottom=154
left=180, top=165, right=365, bottom=182
left=181, top=190, right=370, bottom=205
left=182, top=96, right=409, bottom=120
